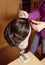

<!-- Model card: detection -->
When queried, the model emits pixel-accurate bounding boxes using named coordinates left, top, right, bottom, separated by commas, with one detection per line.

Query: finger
left=18, top=13, right=22, bottom=17
left=18, top=11, right=25, bottom=18
left=31, top=23, right=38, bottom=30
left=31, top=20, right=40, bottom=24
left=18, top=12, right=24, bottom=17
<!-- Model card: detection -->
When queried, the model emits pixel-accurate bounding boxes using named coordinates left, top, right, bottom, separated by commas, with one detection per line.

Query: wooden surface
left=8, top=52, right=43, bottom=65
left=41, top=58, right=45, bottom=65
left=0, top=0, right=22, bottom=49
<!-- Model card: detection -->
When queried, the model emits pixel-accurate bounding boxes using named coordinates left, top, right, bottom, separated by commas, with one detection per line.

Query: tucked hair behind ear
left=4, top=18, right=30, bottom=47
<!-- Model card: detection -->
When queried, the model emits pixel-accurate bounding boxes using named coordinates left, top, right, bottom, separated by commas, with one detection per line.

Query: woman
left=18, top=0, right=45, bottom=59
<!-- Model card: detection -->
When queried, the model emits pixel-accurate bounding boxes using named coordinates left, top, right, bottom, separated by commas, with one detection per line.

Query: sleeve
left=28, top=10, right=40, bottom=20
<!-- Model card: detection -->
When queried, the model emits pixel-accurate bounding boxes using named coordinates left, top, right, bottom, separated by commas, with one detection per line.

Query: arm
left=18, top=10, right=40, bottom=21
left=28, top=10, right=40, bottom=20
left=31, top=20, right=45, bottom=32
left=42, top=22, right=45, bottom=28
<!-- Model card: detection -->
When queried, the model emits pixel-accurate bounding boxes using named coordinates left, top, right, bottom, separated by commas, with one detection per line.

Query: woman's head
left=9, top=18, right=30, bottom=47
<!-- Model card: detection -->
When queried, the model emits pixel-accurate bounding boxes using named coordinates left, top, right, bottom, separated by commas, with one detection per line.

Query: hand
left=31, top=20, right=45, bottom=32
left=18, top=10, right=28, bottom=19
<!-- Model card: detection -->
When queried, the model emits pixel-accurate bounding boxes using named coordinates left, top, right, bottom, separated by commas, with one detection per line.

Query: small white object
left=20, top=54, right=29, bottom=62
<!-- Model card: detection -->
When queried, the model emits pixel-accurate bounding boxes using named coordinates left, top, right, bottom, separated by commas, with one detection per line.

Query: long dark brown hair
left=4, top=18, right=30, bottom=47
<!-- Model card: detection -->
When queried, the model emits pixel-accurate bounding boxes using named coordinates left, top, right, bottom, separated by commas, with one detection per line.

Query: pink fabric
left=28, top=10, right=45, bottom=39
left=28, top=10, right=40, bottom=20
